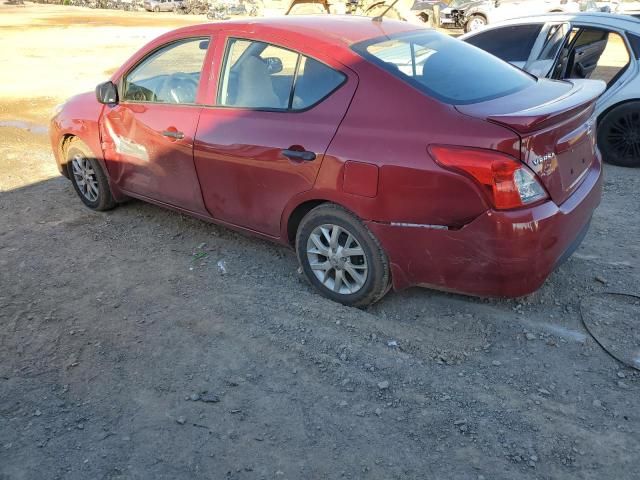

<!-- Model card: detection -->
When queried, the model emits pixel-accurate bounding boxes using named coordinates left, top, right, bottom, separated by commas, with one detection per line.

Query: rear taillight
left=430, top=146, right=548, bottom=210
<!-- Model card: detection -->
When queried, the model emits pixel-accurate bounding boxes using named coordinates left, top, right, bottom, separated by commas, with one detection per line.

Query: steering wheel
left=160, top=73, right=199, bottom=104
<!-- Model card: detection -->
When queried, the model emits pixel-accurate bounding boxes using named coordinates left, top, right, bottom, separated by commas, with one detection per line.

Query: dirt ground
left=1, top=4, right=639, bottom=480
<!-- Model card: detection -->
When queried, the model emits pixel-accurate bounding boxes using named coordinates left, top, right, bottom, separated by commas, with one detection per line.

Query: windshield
left=352, top=30, right=536, bottom=105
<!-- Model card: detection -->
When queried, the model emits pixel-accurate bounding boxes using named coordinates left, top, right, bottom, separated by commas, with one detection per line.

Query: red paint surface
left=50, top=16, right=604, bottom=298
left=343, top=161, right=379, bottom=198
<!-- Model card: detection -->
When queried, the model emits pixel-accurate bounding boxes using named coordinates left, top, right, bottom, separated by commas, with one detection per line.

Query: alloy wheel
left=306, top=224, right=368, bottom=295
left=468, top=18, right=486, bottom=31
left=71, top=154, right=99, bottom=203
left=606, top=111, right=640, bottom=160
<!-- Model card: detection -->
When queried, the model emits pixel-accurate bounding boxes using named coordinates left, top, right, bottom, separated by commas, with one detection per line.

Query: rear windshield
left=352, top=30, right=536, bottom=105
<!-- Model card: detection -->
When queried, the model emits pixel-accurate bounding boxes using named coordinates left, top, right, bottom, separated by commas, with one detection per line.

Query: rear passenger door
left=194, top=36, right=357, bottom=237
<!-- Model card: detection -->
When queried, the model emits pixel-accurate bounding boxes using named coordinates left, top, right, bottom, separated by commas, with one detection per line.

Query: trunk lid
left=456, top=78, right=605, bottom=205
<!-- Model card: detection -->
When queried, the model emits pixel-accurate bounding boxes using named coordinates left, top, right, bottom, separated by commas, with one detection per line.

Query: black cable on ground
left=579, top=292, right=640, bottom=371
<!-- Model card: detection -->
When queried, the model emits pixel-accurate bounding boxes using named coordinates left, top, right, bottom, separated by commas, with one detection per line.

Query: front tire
left=66, top=139, right=117, bottom=211
left=465, top=14, right=486, bottom=32
left=296, top=204, right=390, bottom=307
left=597, top=102, right=640, bottom=168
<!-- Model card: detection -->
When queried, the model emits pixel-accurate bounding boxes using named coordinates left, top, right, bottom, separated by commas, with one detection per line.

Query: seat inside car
left=234, top=55, right=281, bottom=109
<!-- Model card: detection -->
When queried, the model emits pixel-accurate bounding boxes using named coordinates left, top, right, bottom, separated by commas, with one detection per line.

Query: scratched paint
left=104, top=119, right=149, bottom=162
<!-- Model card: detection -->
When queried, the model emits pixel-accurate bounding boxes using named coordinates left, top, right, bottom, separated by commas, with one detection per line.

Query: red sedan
left=50, top=16, right=605, bottom=307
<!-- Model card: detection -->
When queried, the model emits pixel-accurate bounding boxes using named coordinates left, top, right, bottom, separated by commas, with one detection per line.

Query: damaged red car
left=50, top=16, right=605, bottom=306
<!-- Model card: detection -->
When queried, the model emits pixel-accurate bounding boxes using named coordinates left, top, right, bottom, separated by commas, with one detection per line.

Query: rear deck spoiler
left=456, top=79, right=606, bottom=134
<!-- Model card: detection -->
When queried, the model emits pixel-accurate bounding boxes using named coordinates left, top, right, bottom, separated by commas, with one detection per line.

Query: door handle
left=282, top=148, right=316, bottom=162
left=162, top=130, right=184, bottom=140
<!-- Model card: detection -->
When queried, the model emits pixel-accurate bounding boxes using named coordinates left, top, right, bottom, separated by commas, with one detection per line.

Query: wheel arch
left=57, top=132, right=128, bottom=202
left=285, top=199, right=329, bottom=246
left=284, top=194, right=381, bottom=247
left=58, top=133, right=77, bottom=178
left=597, top=98, right=640, bottom=124
left=595, top=98, right=640, bottom=167
left=466, top=11, right=486, bottom=20
left=464, top=12, right=487, bottom=30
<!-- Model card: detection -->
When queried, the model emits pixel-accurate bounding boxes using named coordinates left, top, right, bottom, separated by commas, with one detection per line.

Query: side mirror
left=264, top=57, right=283, bottom=75
left=96, top=81, right=118, bottom=104
left=494, top=0, right=500, bottom=7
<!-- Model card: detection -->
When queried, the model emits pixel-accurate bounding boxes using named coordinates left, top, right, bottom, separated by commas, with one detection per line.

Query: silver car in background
left=595, top=1, right=640, bottom=14
left=441, top=0, right=600, bottom=32
left=144, top=0, right=183, bottom=11
left=462, top=12, right=640, bottom=167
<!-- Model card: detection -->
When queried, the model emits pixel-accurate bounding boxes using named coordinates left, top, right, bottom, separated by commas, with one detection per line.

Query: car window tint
left=218, top=38, right=344, bottom=111
left=292, top=57, right=345, bottom=110
left=354, top=31, right=535, bottom=105
left=465, top=24, right=542, bottom=63
left=219, top=39, right=297, bottom=110
left=123, top=38, right=207, bottom=104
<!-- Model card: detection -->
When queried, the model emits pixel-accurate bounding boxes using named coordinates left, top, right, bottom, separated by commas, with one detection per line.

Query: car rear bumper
left=367, top=155, right=602, bottom=298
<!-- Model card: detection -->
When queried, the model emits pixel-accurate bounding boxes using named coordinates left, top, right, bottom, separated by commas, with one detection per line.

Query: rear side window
left=353, top=30, right=535, bottom=105
left=218, top=38, right=345, bottom=111
left=465, top=24, right=542, bottom=63
left=292, top=57, right=345, bottom=109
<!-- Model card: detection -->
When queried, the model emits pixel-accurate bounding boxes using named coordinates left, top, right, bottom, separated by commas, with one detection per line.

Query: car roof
left=175, top=15, right=423, bottom=48
left=475, top=12, right=640, bottom=31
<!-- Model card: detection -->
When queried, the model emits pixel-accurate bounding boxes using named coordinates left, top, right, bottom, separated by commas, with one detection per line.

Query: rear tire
left=295, top=204, right=390, bottom=307
left=66, top=139, right=117, bottom=211
left=597, top=102, right=640, bottom=168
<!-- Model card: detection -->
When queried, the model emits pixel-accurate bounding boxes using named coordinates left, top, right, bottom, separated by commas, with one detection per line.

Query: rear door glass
left=465, top=24, right=543, bottom=65
left=292, top=57, right=345, bottom=110
left=353, top=30, right=535, bottom=105
left=218, top=38, right=345, bottom=111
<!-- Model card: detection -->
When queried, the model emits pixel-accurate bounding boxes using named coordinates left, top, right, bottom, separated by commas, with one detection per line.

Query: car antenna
left=372, top=0, right=400, bottom=22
